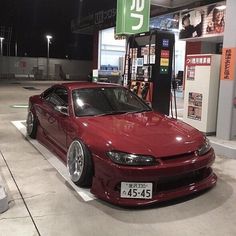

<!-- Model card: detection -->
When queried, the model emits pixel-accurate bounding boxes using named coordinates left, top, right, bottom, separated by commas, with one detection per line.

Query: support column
left=216, top=0, right=236, bottom=140
left=92, top=31, right=99, bottom=69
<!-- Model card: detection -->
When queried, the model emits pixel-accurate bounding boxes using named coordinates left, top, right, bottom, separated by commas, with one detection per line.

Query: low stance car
left=26, top=82, right=217, bottom=206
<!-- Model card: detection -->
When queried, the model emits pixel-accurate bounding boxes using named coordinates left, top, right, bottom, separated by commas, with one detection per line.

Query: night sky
left=0, top=0, right=93, bottom=60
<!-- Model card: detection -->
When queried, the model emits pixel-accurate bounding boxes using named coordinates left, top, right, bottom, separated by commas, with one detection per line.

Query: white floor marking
left=11, top=120, right=96, bottom=202
left=12, top=105, right=28, bottom=108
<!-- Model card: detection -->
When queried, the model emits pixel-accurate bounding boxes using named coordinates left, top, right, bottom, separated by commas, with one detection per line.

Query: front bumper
left=91, top=149, right=217, bottom=206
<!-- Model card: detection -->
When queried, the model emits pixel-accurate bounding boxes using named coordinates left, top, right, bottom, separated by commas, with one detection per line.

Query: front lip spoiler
left=92, top=171, right=217, bottom=207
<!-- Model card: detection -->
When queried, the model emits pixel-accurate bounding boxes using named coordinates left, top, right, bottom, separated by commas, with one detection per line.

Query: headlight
left=197, top=138, right=211, bottom=156
left=107, top=151, right=156, bottom=166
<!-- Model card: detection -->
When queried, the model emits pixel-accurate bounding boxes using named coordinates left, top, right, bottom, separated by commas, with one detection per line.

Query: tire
left=67, top=140, right=93, bottom=187
left=26, top=110, right=38, bottom=139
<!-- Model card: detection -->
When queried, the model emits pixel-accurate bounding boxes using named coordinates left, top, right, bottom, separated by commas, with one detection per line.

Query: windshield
left=72, top=87, right=152, bottom=117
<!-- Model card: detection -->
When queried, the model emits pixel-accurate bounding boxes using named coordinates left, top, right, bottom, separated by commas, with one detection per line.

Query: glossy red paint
left=28, top=82, right=217, bottom=206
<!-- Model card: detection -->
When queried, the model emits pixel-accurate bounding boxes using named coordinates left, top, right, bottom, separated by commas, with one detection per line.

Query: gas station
left=1, top=0, right=236, bottom=235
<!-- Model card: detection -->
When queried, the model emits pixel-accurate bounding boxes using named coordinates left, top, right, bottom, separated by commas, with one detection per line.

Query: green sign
left=116, top=0, right=150, bottom=35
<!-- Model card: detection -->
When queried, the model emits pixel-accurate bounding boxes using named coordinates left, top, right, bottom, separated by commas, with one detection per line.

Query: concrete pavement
left=0, top=81, right=236, bottom=236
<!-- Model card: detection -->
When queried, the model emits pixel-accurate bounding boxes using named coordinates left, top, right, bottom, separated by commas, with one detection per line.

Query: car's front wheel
left=26, top=111, right=38, bottom=139
left=67, top=140, right=93, bottom=187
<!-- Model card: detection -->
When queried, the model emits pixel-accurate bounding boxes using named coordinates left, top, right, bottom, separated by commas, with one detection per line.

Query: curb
left=0, top=185, right=8, bottom=213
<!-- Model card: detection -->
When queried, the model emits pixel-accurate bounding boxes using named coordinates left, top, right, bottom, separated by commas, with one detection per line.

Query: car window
left=49, top=94, right=64, bottom=106
left=113, top=88, right=141, bottom=107
left=46, top=87, right=68, bottom=107
left=54, top=87, right=68, bottom=105
left=42, top=87, right=54, bottom=101
left=72, top=87, right=151, bottom=117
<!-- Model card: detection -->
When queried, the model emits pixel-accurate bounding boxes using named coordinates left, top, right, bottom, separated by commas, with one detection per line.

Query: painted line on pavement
left=11, top=105, right=28, bottom=108
left=11, top=120, right=96, bottom=202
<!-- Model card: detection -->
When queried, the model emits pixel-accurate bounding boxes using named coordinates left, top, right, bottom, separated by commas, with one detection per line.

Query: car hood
left=79, top=111, right=204, bottom=158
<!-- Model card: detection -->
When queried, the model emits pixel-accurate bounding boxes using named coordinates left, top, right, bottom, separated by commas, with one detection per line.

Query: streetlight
left=46, top=35, right=52, bottom=58
left=0, top=37, right=4, bottom=56
left=46, top=35, right=52, bottom=80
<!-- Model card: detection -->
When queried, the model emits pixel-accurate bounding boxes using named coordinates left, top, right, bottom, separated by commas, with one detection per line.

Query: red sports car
left=26, top=82, right=217, bottom=206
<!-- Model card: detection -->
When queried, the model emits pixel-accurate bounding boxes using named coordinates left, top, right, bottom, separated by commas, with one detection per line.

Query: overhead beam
left=151, top=0, right=200, bottom=9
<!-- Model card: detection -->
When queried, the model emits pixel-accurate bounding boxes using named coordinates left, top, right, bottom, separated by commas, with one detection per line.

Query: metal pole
left=46, top=35, right=52, bottom=80
left=15, top=42, right=18, bottom=57
left=47, top=38, right=50, bottom=58
left=47, top=38, right=49, bottom=80
left=0, top=38, right=4, bottom=56
left=0, top=41, right=2, bottom=56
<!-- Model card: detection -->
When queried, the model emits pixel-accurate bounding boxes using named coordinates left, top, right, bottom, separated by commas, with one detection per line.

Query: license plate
left=120, top=182, right=153, bottom=199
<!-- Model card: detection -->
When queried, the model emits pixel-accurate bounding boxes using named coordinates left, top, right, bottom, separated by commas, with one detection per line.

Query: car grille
left=153, top=167, right=211, bottom=193
left=115, top=168, right=212, bottom=195
left=159, top=151, right=196, bottom=164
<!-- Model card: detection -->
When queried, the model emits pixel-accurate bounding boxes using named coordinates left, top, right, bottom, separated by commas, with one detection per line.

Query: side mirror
left=55, top=105, right=69, bottom=116
left=145, top=101, right=152, bottom=108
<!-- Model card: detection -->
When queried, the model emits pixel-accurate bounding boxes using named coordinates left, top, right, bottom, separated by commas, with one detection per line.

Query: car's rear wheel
left=67, top=140, right=93, bottom=187
left=26, top=111, right=38, bottom=139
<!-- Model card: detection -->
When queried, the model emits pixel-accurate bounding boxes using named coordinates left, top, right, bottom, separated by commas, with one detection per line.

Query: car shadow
left=88, top=175, right=233, bottom=224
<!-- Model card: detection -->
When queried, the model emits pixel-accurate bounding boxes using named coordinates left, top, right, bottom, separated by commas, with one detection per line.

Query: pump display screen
left=132, top=35, right=156, bottom=47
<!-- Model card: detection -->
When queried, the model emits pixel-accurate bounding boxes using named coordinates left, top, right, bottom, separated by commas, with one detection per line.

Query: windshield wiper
left=129, top=109, right=152, bottom=114
left=95, top=111, right=130, bottom=117
left=95, top=109, right=152, bottom=117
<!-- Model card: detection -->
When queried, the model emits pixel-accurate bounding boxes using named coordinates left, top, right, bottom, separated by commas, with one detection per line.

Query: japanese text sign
left=116, top=0, right=150, bottom=35
left=221, top=48, right=236, bottom=81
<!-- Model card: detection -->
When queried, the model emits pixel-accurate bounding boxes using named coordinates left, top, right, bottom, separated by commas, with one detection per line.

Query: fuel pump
left=123, top=30, right=176, bottom=116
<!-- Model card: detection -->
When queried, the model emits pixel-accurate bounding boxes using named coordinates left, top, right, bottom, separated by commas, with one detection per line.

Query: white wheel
left=26, top=111, right=37, bottom=138
left=67, top=140, right=93, bottom=187
left=67, top=140, right=85, bottom=182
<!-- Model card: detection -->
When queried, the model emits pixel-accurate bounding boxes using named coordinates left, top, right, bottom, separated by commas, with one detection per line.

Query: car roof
left=56, top=82, right=121, bottom=90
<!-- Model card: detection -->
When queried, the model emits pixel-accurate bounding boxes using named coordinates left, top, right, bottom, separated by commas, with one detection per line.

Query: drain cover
left=11, top=82, right=21, bottom=85
left=23, top=86, right=40, bottom=90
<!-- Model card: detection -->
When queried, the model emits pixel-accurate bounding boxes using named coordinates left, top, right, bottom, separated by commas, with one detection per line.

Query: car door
left=45, top=86, right=69, bottom=152
left=35, top=86, right=55, bottom=132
